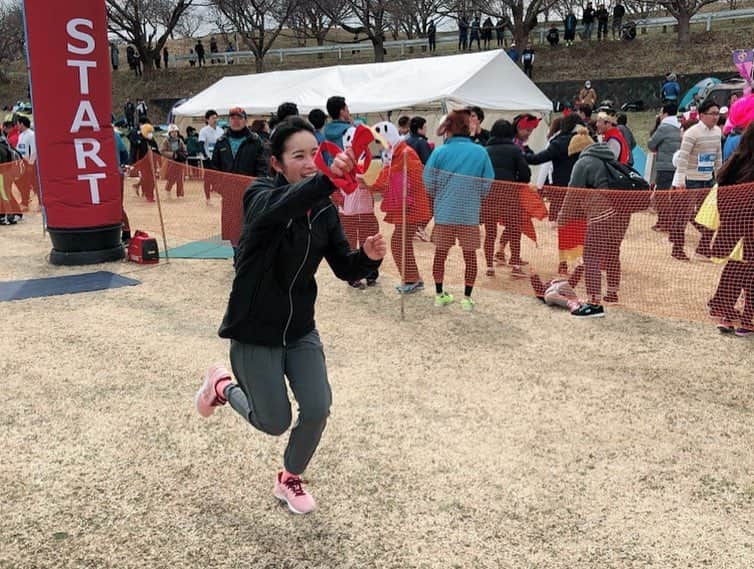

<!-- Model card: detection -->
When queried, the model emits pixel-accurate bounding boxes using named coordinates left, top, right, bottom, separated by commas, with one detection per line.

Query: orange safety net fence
left=11, top=151, right=750, bottom=326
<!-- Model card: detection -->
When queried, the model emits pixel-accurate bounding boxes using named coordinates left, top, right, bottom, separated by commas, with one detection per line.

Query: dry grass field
left=1, top=185, right=754, bottom=568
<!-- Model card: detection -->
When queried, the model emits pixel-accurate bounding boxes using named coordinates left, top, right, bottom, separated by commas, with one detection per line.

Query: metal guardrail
left=172, top=7, right=754, bottom=66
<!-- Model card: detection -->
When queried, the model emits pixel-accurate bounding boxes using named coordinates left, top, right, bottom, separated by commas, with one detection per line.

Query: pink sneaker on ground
left=273, top=471, right=316, bottom=514
left=194, top=364, right=231, bottom=417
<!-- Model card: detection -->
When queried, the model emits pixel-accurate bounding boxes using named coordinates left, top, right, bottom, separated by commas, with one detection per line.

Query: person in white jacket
left=15, top=116, right=37, bottom=210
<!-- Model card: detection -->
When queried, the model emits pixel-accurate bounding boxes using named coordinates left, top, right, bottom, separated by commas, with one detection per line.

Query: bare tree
left=172, top=7, right=205, bottom=39
left=289, top=0, right=348, bottom=51
left=212, top=0, right=294, bottom=72
left=645, top=0, right=717, bottom=43
left=106, top=0, right=195, bottom=79
left=318, top=0, right=391, bottom=63
left=0, top=0, right=24, bottom=70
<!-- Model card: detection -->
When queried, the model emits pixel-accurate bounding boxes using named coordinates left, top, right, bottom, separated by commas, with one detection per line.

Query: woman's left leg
left=283, top=329, right=332, bottom=475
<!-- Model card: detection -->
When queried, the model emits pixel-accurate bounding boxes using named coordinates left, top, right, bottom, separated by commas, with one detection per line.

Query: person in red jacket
left=370, top=121, right=432, bottom=294
left=595, top=111, right=629, bottom=164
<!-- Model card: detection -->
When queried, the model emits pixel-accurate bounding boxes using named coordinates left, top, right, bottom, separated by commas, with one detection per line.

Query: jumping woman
left=194, top=117, right=386, bottom=514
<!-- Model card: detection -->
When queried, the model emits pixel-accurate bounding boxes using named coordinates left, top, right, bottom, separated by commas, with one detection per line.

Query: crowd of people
left=114, top=88, right=754, bottom=332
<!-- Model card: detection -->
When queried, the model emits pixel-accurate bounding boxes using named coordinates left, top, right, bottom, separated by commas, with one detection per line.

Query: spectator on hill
left=427, top=20, right=437, bottom=52
left=458, top=15, right=469, bottom=51
left=564, top=10, right=577, bottom=46
left=483, top=119, right=531, bottom=278
left=507, top=42, right=518, bottom=62
left=324, top=96, right=353, bottom=149
left=616, top=113, right=636, bottom=167
left=470, top=15, right=481, bottom=50
left=423, top=109, right=494, bottom=311
left=210, top=36, right=218, bottom=64
left=136, top=99, right=148, bottom=122
left=546, top=26, right=560, bottom=47
left=195, top=39, right=206, bottom=67
left=670, top=100, right=722, bottom=261
left=163, top=47, right=169, bottom=69
left=307, top=108, right=327, bottom=144
left=226, top=41, right=235, bottom=64
left=188, top=48, right=196, bottom=67
left=647, top=103, right=681, bottom=232
left=582, top=3, right=596, bottom=41
left=596, top=4, right=609, bottom=41
left=521, top=44, right=535, bottom=78
left=495, top=18, right=506, bottom=47
left=124, top=98, right=136, bottom=129
left=110, top=42, right=119, bottom=71
left=482, top=17, right=494, bottom=49
left=612, top=0, right=626, bottom=40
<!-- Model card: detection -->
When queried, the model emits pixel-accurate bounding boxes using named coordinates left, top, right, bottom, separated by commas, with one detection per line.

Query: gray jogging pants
left=226, top=329, right=332, bottom=475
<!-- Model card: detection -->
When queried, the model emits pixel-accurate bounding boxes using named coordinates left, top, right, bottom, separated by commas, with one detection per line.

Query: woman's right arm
left=526, top=143, right=557, bottom=166
left=245, top=174, right=335, bottom=230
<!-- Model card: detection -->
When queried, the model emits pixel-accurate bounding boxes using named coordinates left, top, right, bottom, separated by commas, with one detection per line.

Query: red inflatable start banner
left=24, top=0, right=121, bottom=230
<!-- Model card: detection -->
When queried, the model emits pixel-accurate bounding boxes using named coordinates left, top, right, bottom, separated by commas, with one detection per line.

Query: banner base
left=49, top=245, right=124, bottom=266
left=47, top=225, right=125, bottom=266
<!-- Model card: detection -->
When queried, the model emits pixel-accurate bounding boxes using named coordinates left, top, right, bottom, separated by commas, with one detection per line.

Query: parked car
left=699, top=77, right=747, bottom=108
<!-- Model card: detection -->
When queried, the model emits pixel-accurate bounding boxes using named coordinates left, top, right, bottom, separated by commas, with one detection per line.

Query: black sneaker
left=571, top=303, right=605, bottom=318
left=366, top=278, right=378, bottom=287
left=348, top=280, right=366, bottom=290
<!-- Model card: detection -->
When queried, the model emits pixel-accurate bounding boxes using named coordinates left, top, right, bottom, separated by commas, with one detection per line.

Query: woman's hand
left=330, top=148, right=356, bottom=178
left=363, top=233, right=387, bottom=261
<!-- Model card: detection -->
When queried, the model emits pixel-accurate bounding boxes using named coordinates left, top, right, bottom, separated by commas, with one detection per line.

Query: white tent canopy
left=173, top=50, right=552, bottom=118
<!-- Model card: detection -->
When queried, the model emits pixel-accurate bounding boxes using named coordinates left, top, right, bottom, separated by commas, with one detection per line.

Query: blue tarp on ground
left=166, top=240, right=234, bottom=259
left=0, top=271, right=140, bottom=302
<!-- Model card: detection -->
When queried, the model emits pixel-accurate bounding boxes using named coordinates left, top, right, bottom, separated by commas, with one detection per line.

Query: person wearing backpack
left=560, top=133, right=636, bottom=317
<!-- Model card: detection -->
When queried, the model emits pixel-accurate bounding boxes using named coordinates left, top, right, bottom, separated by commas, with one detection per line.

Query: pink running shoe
left=273, top=471, right=316, bottom=514
left=194, top=364, right=231, bottom=417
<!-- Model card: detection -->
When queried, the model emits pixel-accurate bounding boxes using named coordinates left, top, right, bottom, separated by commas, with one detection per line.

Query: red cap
left=518, top=116, right=541, bottom=130
left=228, top=106, right=247, bottom=118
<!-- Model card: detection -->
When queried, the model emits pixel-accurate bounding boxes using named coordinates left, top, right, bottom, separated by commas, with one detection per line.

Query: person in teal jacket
left=423, top=109, right=494, bottom=311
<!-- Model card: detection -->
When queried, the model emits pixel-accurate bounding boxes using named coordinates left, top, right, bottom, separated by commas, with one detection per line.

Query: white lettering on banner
left=66, top=19, right=94, bottom=55
left=74, top=139, right=106, bottom=169
left=66, top=17, right=106, bottom=206
left=70, top=101, right=100, bottom=133
left=66, top=60, right=96, bottom=94
left=78, top=173, right=105, bottom=204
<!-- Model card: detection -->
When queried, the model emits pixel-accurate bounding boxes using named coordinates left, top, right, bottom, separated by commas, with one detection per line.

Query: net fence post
left=148, top=150, right=170, bottom=264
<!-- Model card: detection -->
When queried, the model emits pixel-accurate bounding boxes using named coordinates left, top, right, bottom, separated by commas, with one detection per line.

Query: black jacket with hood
left=218, top=173, right=381, bottom=346
left=211, top=127, right=268, bottom=176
